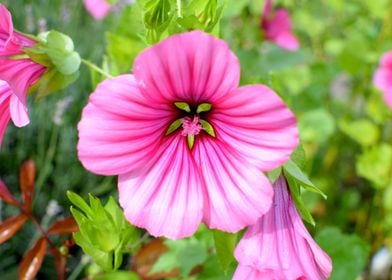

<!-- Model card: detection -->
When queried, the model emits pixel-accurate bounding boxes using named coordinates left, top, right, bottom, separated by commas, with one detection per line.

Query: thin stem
left=28, top=213, right=60, bottom=254
left=67, top=256, right=89, bottom=280
left=176, top=0, right=182, bottom=18
left=81, top=59, right=113, bottom=78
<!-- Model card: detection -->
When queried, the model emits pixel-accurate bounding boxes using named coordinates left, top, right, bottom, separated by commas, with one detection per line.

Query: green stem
left=81, top=59, right=113, bottom=78
left=67, top=256, right=89, bottom=280
left=176, top=0, right=182, bottom=18
left=35, top=125, right=60, bottom=193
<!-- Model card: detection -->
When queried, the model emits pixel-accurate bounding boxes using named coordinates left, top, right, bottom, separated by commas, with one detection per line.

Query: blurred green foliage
left=0, top=0, right=392, bottom=279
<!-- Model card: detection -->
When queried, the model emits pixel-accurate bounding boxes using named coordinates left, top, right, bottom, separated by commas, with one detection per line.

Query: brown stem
left=27, top=213, right=60, bottom=255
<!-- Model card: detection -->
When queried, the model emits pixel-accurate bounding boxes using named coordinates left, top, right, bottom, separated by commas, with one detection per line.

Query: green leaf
left=93, top=271, right=140, bottom=280
left=298, top=109, right=336, bottom=143
left=290, top=143, right=306, bottom=169
left=356, top=143, right=392, bottom=188
left=213, top=230, right=237, bottom=273
left=73, top=232, right=113, bottom=272
left=339, top=119, right=379, bottom=146
left=283, top=160, right=327, bottom=199
left=151, top=238, right=208, bottom=277
left=316, top=227, right=370, bottom=280
left=67, top=191, right=93, bottom=218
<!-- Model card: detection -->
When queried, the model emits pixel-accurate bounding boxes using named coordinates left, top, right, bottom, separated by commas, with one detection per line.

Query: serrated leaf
left=283, top=160, right=327, bottom=199
left=73, top=232, right=113, bottom=272
left=19, top=237, right=47, bottom=280
left=213, top=230, right=237, bottom=273
left=67, top=191, right=93, bottom=218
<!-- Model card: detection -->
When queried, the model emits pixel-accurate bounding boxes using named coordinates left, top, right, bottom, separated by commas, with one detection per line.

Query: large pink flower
left=0, top=4, right=46, bottom=128
left=234, top=174, right=332, bottom=280
left=83, top=0, right=112, bottom=20
left=261, top=0, right=299, bottom=51
left=78, top=31, right=298, bottom=239
left=373, top=51, right=392, bottom=108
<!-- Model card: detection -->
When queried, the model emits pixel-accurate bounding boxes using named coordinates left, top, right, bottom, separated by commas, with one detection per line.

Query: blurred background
left=0, top=0, right=392, bottom=279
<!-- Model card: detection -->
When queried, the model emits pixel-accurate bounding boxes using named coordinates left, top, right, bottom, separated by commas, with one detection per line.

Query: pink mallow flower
left=261, top=0, right=299, bottom=51
left=0, top=4, right=46, bottom=131
left=83, top=0, right=112, bottom=20
left=373, top=51, right=392, bottom=108
left=77, top=31, right=299, bottom=239
left=234, top=174, right=332, bottom=280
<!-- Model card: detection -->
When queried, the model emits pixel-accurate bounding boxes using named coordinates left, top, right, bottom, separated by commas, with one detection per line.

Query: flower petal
left=380, top=51, right=392, bottom=68
left=233, top=264, right=280, bottom=280
left=133, top=30, right=240, bottom=104
left=384, top=89, right=392, bottom=108
left=0, top=82, right=11, bottom=147
left=0, top=59, right=45, bottom=104
left=373, top=69, right=392, bottom=92
left=9, top=94, right=29, bottom=127
left=119, top=135, right=203, bottom=239
left=0, top=4, right=35, bottom=56
left=234, top=175, right=332, bottom=280
left=274, top=32, right=299, bottom=51
left=211, top=85, right=298, bottom=171
left=83, top=0, right=112, bottom=20
left=78, top=74, right=174, bottom=176
left=193, top=136, right=273, bottom=232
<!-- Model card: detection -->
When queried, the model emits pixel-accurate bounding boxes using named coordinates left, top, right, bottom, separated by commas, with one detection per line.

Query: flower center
left=165, top=101, right=215, bottom=150
left=181, top=116, right=202, bottom=136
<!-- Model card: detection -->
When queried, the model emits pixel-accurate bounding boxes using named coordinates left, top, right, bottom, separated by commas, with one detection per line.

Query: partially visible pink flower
left=83, top=0, right=112, bottom=20
left=373, top=51, right=392, bottom=108
left=0, top=4, right=46, bottom=129
left=78, top=31, right=299, bottom=239
left=234, top=174, right=332, bottom=280
left=261, top=0, right=299, bottom=51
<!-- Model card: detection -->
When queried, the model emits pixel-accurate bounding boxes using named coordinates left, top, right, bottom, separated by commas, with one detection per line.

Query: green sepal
left=284, top=172, right=316, bottom=226
left=283, top=159, right=327, bottom=199
left=199, top=119, right=215, bottom=137
left=24, top=30, right=81, bottom=97
left=267, top=167, right=282, bottom=183
left=166, top=118, right=183, bottom=135
left=196, top=102, right=212, bottom=113
left=187, top=134, right=195, bottom=150
left=174, top=102, right=191, bottom=112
